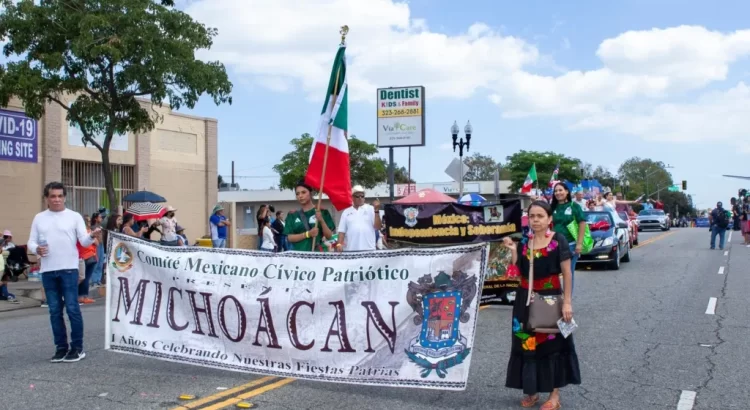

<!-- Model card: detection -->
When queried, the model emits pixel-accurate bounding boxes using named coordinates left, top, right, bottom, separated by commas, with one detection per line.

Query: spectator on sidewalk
left=1, top=257, right=20, bottom=304
left=271, top=211, right=287, bottom=251
left=76, top=221, right=98, bottom=305
left=28, top=182, right=101, bottom=363
left=709, top=201, right=729, bottom=250
left=209, top=204, right=230, bottom=248
left=89, top=213, right=105, bottom=288
left=2, top=230, right=15, bottom=251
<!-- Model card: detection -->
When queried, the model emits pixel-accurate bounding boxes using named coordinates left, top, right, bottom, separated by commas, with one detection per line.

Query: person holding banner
left=504, top=200, right=580, bottom=410
left=283, top=181, right=335, bottom=252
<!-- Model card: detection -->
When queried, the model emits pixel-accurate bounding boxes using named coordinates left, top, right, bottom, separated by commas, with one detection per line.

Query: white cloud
left=186, top=0, right=750, bottom=149
left=569, top=82, right=750, bottom=145
left=186, top=0, right=539, bottom=101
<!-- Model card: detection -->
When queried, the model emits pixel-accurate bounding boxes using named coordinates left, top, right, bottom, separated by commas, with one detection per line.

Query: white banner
left=105, top=232, right=488, bottom=390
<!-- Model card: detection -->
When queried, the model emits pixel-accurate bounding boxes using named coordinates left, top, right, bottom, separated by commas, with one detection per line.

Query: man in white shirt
left=573, top=189, right=587, bottom=209
left=28, top=182, right=101, bottom=363
left=335, top=185, right=382, bottom=252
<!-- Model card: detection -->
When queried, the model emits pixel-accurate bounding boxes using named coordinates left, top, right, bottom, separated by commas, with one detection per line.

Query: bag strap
left=526, top=235, right=534, bottom=307
left=298, top=209, right=311, bottom=231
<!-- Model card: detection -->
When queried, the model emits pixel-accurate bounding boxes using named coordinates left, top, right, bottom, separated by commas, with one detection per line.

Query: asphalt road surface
left=1, top=228, right=745, bottom=410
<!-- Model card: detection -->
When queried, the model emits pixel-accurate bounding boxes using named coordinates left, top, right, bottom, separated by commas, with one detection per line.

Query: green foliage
left=392, top=165, right=414, bottom=184
left=463, top=152, right=501, bottom=181
left=503, top=151, right=582, bottom=191
left=617, top=157, right=674, bottom=198
left=273, top=134, right=389, bottom=191
left=0, top=0, right=232, bottom=207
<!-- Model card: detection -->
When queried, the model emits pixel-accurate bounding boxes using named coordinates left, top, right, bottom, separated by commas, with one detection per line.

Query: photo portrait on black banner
left=384, top=200, right=522, bottom=245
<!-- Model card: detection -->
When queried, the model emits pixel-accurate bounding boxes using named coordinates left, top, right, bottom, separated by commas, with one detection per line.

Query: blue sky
left=74, top=1, right=750, bottom=208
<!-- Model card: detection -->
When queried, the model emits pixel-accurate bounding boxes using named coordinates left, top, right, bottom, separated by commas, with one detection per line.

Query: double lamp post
left=451, top=120, right=472, bottom=196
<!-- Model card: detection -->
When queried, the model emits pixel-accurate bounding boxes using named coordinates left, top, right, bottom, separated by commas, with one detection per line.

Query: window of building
left=62, top=159, right=135, bottom=217
left=241, top=205, right=256, bottom=234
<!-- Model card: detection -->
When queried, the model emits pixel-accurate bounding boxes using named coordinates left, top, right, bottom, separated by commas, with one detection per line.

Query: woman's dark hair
left=102, top=213, right=121, bottom=247
left=276, top=210, right=282, bottom=217
left=120, top=213, right=134, bottom=232
left=295, top=180, right=314, bottom=193
left=604, top=192, right=613, bottom=199
left=549, top=182, right=571, bottom=211
left=90, top=212, right=100, bottom=228
left=528, top=200, right=553, bottom=217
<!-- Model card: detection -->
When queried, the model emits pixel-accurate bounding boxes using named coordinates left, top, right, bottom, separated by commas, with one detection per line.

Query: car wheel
left=622, top=243, right=631, bottom=262
left=609, top=247, right=621, bottom=270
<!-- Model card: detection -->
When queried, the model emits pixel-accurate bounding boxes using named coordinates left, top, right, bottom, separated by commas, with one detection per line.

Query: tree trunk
left=101, top=150, right=117, bottom=213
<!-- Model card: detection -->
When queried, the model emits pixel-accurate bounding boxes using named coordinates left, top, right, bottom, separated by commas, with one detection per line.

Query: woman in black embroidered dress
left=504, top=200, right=581, bottom=410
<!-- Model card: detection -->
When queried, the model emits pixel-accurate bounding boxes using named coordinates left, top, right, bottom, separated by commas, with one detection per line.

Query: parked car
left=637, top=209, right=670, bottom=231
left=578, top=211, right=631, bottom=270
left=618, top=211, right=639, bottom=246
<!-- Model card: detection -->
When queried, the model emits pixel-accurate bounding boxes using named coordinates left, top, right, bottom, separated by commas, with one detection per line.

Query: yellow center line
left=171, top=376, right=278, bottom=410
left=636, top=230, right=676, bottom=247
left=199, top=378, right=297, bottom=410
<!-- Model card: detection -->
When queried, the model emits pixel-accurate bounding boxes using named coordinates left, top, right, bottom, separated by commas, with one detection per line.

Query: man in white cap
left=335, top=185, right=381, bottom=252
left=209, top=204, right=231, bottom=248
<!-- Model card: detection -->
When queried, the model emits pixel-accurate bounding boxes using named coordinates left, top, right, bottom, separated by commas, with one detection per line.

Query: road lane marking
left=171, top=376, right=278, bottom=410
left=677, top=390, right=696, bottom=410
left=201, top=378, right=297, bottom=410
left=636, top=231, right=676, bottom=247
left=705, top=298, right=717, bottom=315
left=718, top=266, right=725, bottom=275
left=724, top=251, right=729, bottom=256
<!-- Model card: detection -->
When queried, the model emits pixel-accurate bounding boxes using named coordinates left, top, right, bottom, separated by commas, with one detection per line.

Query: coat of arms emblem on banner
left=404, top=207, right=419, bottom=227
left=405, top=271, right=477, bottom=378
left=112, top=242, right=134, bottom=273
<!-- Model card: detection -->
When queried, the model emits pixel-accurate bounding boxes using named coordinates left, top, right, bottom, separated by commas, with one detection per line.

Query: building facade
left=218, top=180, right=513, bottom=249
left=0, top=96, right=218, bottom=245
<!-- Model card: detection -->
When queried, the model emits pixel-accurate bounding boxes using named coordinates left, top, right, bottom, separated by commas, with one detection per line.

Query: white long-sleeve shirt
left=28, top=208, right=95, bottom=273
left=261, top=226, right=276, bottom=250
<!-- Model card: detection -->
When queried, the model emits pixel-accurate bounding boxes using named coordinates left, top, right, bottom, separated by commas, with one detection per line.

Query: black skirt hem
left=505, top=351, right=582, bottom=395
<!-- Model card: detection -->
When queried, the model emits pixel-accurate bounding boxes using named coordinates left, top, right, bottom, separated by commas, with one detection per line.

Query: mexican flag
left=304, top=44, right=352, bottom=211
left=521, top=163, right=537, bottom=193
left=549, top=161, right=560, bottom=187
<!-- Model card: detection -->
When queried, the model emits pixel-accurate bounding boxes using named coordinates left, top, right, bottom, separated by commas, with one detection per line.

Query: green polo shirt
left=283, top=208, right=335, bottom=252
left=552, top=201, right=585, bottom=243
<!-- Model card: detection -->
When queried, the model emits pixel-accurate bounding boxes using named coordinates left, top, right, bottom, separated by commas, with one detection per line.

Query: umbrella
left=126, top=202, right=166, bottom=222
left=458, top=193, right=486, bottom=205
left=394, top=189, right=455, bottom=204
left=123, top=190, right=167, bottom=203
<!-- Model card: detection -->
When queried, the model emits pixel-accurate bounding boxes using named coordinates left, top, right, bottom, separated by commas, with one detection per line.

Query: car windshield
left=639, top=209, right=665, bottom=216
left=584, top=212, right=614, bottom=225
left=617, top=212, right=629, bottom=221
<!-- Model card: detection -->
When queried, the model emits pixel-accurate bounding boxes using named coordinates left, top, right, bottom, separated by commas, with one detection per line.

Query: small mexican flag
left=549, top=161, right=560, bottom=187
left=521, top=164, right=537, bottom=193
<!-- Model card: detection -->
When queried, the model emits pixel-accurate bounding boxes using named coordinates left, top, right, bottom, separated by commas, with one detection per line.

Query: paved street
left=1, top=228, right=746, bottom=410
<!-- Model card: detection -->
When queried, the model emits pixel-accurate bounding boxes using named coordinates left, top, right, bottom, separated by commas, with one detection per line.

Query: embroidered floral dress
left=505, top=232, right=582, bottom=395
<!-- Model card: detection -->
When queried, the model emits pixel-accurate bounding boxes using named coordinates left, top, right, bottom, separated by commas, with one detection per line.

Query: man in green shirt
left=283, top=181, right=336, bottom=252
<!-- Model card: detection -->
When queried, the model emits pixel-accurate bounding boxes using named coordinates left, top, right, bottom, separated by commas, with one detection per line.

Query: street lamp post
left=645, top=164, right=674, bottom=199
left=452, top=120, right=472, bottom=196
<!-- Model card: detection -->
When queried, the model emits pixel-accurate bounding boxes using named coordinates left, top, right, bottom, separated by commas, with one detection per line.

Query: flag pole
left=312, top=25, right=348, bottom=251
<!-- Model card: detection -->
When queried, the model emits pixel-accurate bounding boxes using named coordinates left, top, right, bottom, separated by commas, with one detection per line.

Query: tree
left=218, top=175, right=224, bottom=189
left=463, top=152, right=501, bottom=181
left=660, top=191, right=694, bottom=217
left=503, top=151, right=582, bottom=192
left=392, top=165, right=414, bottom=184
left=590, top=166, right=617, bottom=191
left=274, top=134, right=388, bottom=190
left=0, top=0, right=232, bottom=209
left=618, top=157, right=674, bottom=199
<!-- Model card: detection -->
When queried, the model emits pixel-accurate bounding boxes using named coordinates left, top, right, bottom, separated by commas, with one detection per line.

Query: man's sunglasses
left=353, top=194, right=365, bottom=198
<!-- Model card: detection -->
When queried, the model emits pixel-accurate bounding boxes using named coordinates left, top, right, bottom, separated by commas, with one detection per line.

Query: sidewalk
left=1, top=278, right=106, bottom=313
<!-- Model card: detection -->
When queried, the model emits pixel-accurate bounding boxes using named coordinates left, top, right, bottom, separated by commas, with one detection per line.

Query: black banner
left=384, top=200, right=522, bottom=245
